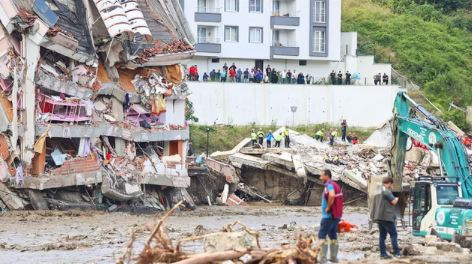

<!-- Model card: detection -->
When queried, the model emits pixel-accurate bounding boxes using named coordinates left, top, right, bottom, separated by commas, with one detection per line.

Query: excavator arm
left=389, top=92, right=472, bottom=197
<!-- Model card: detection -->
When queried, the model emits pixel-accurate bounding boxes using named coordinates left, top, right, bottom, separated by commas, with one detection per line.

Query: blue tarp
left=33, top=0, right=59, bottom=27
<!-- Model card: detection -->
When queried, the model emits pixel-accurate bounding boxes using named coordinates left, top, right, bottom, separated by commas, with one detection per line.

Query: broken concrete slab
left=292, top=154, right=306, bottom=178
left=262, top=152, right=294, bottom=170
left=35, top=69, right=94, bottom=100
left=210, top=138, right=251, bottom=162
left=229, top=153, right=269, bottom=170
left=14, top=171, right=102, bottom=190
left=0, top=182, right=27, bottom=209
left=27, top=189, right=49, bottom=210
left=205, top=157, right=239, bottom=184
left=203, top=231, right=257, bottom=252
left=364, top=121, right=392, bottom=148
left=240, top=147, right=285, bottom=155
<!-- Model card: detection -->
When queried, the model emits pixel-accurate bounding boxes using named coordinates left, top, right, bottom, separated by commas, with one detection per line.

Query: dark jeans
left=378, top=220, right=400, bottom=256
left=341, top=130, right=346, bottom=141
left=258, top=138, right=263, bottom=145
left=267, top=140, right=271, bottom=148
left=284, top=136, right=290, bottom=147
left=275, top=141, right=281, bottom=147
left=252, top=139, right=256, bottom=146
left=318, top=218, right=340, bottom=240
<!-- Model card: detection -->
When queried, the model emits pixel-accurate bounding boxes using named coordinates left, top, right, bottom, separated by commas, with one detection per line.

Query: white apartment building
left=180, top=0, right=391, bottom=84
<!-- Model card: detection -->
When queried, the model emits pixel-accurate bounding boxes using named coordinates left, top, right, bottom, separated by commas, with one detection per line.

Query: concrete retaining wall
left=188, top=82, right=402, bottom=127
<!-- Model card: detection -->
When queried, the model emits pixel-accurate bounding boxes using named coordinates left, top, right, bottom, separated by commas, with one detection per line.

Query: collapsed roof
left=2, top=0, right=195, bottom=66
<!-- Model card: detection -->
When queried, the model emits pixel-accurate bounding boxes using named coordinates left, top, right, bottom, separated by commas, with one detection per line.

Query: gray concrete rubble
left=189, top=126, right=470, bottom=206
left=0, top=0, right=196, bottom=211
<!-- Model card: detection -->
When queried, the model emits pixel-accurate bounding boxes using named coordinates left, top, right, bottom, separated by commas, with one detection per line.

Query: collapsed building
left=0, top=0, right=196, bottom=211
left=188, top=125, right=472, bottom=207
left=188, top=129, right=373, bottom=206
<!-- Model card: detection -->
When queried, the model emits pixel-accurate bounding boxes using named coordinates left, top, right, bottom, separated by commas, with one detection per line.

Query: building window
left=313, top=30, right=326, bottom=53
left=249, top=27, right=263, bottom=43
left=225, top=0, right=239, bottom=12
left=197, top=0, right=207, bottom=12
left=249, top=0, right=262, bottom=13
left=198, top=26, right=217, bottom=43
left=211, top=58, right=220, bottom=63
left=299, top=60, right=307, bottom=66
left=224, top=26, right=239, bottom=42
left=313, top=1, right=326, bottom=23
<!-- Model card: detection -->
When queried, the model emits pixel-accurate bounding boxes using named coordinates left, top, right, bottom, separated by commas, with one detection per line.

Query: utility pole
left=290, top=106, right=297, bottom=127
left=206, top=127, right=210, bottom=157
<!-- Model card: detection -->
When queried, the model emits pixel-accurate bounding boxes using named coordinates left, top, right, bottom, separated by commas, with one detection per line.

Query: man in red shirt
left=229, top=68, right=236, bottom=82
left=189, top=65, right=196, bottom=81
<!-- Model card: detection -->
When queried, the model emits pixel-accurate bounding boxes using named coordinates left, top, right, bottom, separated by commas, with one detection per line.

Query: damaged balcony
left=16, top=137, right=102, bottom=190
left=35, top=124, right=189, bottom=142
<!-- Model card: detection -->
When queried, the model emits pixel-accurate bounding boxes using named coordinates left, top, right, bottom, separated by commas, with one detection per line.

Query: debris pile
left=189, top=124, right=471, bottom=206
left=0, top=0, right=195, bottom=211
left=117, top=202, right=320, bottom=264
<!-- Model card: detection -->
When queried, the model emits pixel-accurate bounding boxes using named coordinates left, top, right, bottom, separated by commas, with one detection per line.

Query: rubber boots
left=329, top=239, right=339, bottom=263
left=318, top=239, right=328, bottom=263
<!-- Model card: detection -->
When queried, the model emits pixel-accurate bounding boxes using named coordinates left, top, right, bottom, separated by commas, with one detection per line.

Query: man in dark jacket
left=330, top=70, right=336, bottom=85
left=318, top=169, right=343, bottom=263
left=297, top=72, right=305, bottom=84
left=370, top=177, right=401, bottom=259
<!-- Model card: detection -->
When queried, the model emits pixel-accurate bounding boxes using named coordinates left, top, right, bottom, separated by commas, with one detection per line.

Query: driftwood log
left=116, top=201, right=320, bottom=264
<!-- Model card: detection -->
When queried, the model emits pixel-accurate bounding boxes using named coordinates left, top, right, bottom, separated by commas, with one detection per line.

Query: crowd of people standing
left=187, top=63, right=389, bottom=86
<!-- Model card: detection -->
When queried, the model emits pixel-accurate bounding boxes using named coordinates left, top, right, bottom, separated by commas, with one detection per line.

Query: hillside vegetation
left=190, top=125, right=373, bottom=155
left=342, top=0, right=472, bottom=129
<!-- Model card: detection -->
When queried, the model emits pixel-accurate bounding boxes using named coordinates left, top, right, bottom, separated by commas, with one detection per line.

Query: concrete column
left=111, top=97, right=125, bottom=156
left=11, top=66, right=18, bottom=154
left=22, top=36, right=42, bottom=164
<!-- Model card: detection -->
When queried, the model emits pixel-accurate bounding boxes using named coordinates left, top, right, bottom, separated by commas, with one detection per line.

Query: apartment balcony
left=270, top=40, right=299, bottom=57
left=271, top=15, right=300, bottom=27
left=195, top=7, right=221, bottom=22
left=195, top=37, right=221, bottom=53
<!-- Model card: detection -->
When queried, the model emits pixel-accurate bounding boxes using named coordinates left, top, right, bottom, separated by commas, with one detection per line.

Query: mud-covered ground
left=0, top=205, right=470, bottom=264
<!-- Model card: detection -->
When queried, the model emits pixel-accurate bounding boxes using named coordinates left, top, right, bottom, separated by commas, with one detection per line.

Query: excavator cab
left=411, top=177, right=460, bottom=237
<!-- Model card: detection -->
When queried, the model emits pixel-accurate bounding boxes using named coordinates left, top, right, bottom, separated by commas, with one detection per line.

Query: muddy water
left=0, top=205, right=468, bottom=264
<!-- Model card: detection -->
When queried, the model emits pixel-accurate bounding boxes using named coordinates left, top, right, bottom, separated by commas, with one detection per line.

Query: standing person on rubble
left=275, top=132, right=283, bottom=147
left=341, top=120, right=347, bottom=142
left=370, top=177, right=401, bottom=259
left=257, top=128, right=264, bottom=146
left=251, top=129, right=257, bottom=146
left=315, top=129, right=324, bottom=142
left=266, top=130, right=275, bottom=148
left=283, top=127, right=290, bottom=147
left=329, top=129, right=337, bottom=146
left=318, top=169, right=343, bottom=263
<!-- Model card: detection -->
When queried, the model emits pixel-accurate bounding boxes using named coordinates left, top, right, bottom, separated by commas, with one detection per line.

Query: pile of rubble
left=189, top=124, right=469, bottom=206
left=0, top=0, right=195, bottom=212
